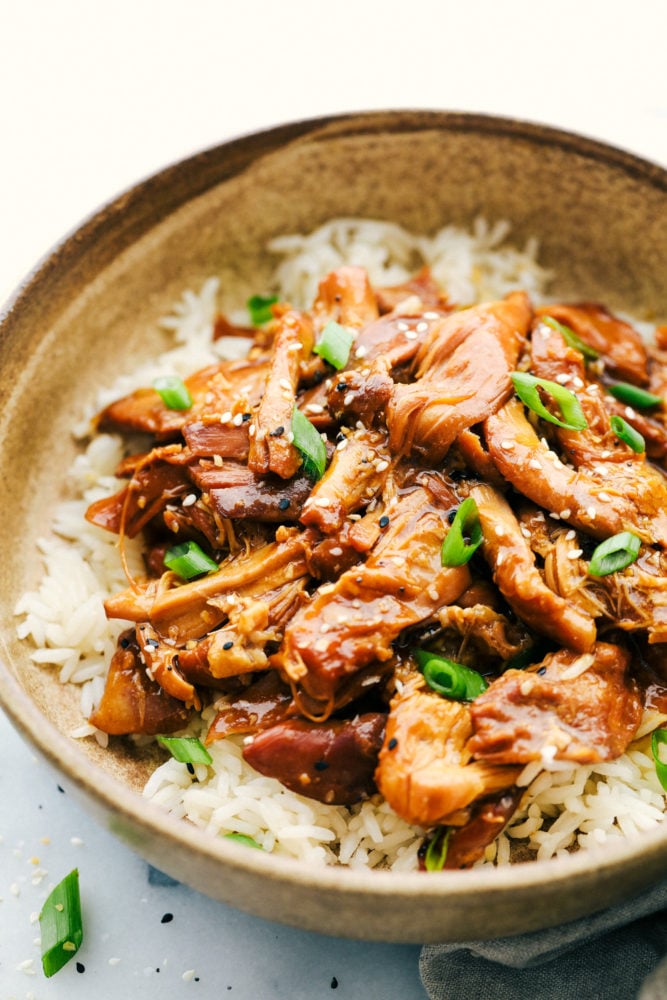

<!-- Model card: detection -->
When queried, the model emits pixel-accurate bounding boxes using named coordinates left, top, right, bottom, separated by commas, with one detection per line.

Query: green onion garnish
left=510, top=371, right=588, bottom=431
left=610, top=415, right=645, bottom=453
left=153, top=375, right=193, bottom=411
left=247, top=294, right=278, bottom=326
left=588, top=531, right=641, bottom=577
left=39, top=869, right=83, bottom=977
left=224, top=833, right=264, bottom=850
left=652, top=729, right=667, bottom=791
left=164, top=540, right=218, bottom=580
left=607, top=381, right=662, bottom=410
left=541, top=316, right=599, bottom=360
left=313, top=320, right=354, bottom=370
left=414, top=650, right=488, bottom=701
left=440, top=497, right=483, bottom=567
left=156, top=735, right=213, bottom=766
left=424, top=828, right=451, bottom=872
left=292, top=406, right=327, bottom=480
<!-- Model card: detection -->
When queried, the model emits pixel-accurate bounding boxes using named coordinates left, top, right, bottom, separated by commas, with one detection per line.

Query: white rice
left=14, top=217, right=666, bottom=869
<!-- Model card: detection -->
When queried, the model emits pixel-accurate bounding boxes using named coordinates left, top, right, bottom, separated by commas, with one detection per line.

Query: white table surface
left=1, top=2, right=666, bottom=997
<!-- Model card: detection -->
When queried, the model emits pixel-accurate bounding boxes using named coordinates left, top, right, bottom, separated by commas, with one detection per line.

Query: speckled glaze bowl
left=1, top=111, right=666, bottom=944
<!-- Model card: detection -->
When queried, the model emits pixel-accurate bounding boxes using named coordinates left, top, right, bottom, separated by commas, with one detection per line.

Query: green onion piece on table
left=247, top=293, right=278, bottom=326
left=607, top=381, right=662, bottom=409
left=292, top=406, right=327, bottom=480
left=510, top=371, right=588, bottom=431
left=313, top=320, right=355, bottom=370
left=39, top=869, right=83, bottom=977
left=424, top=828, right=451, bottom=872
left=153, top=375, right=193, bottom=411
left=588, top=531, right=641, bottom=577
left=156, top=735, right=213, bottom=766
left=224, top=833, right=264, bottom=850
left=414, top=649, right=488, bottom=701
left=652, top=729, right=667, bottom=791
left=441, top=497, right=483, bottom=567
left=610, top=415, right=645, bottom=453
left=541, top=316, right=600, bottom=360
left=164, top=540, right=218, bottom=580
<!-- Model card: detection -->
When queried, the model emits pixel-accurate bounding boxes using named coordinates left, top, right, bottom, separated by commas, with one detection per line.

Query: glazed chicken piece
left=442, top=789, right=523, bottom=869
left=299, top=428, right=391, bottom=533
left=485, top=398, right=667, bottom=547
left=375, top=675, right=521, bottom=827
left=387, top=292, right=532, bottom=462
left=206, top=671, right=294, bottom=742
left=375, top=267, right=449, bottom=315
left=243, top=713, right=387, bottom=805
left=470, top=484, right=596, bottom=653
left=98, top=357, right=270, bottom=438
left=89, top=631, right=191, bottom=735
left=248, top=309, right=314, bottom=479
left=436, top=603, right=532, bottom=665
left=276, top=484, right=471, bottom=712
left=534, top=302, right=649, bottom=385
left=469, top=642, right=643, bottom=765
left=189, top=460, right=313, bottom=523
left=311, top=265, right=379, bottom=331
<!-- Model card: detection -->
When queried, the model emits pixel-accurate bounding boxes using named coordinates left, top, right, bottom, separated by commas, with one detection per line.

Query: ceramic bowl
left=1, top=111, right=666, bottom=944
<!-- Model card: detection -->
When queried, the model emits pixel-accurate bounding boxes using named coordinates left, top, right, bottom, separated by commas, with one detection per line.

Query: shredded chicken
left=84, top=266, right=667, bottom=866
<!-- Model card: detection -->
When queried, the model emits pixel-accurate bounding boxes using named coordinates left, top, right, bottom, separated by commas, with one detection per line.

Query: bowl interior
left=1, top=110, right=667, bottom=943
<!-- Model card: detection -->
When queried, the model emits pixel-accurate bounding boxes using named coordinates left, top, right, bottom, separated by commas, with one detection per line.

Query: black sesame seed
left=242, top=412, right=251, bottom=422
left=278, top=498, right=290, bottom=511
left=146, top=637, right=159, bottom=648
left=222, top=640, right=234, bottom=651
left=120, top=636, right=130, bottom=648
left=269, top=425, right=285, bottom=437
left=537, top=667, right=547, bottom=675
left=447, top=508, right=458, bottom=524
left=388, top=737, right=398, bottom=750
left=336, top=382, right=348, bottom=392
left=186, top=762, right=195, bottom=775
left=161, top=912, right=174, bottom=923
left=76, top=962, right=85, bottom=974
left=379, top=515, right=390, bottom=529
left=314, top=760, right=329, bottom=771
left=331, top=976, right=339, bottom=989
left=57, top=785, right=65, bottom=794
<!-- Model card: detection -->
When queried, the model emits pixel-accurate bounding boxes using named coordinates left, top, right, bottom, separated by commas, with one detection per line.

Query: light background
left=1, top=2, right=666, bottom=997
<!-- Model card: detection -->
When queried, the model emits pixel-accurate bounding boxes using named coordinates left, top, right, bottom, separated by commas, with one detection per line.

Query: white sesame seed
left=220, top=411, right=232, bottom=424
left=397, top=321, right=410, bottom=332
left=567, top=549, right=584, bottom=559
left=329, top=547, right=343, bottom=557
left=423, top=311, right=440, bottom=320
left=286, top=431, right=294, bottom=443
left=182, top=970, right=197, bottom=983
left=17, top=958, right=36, bottom=975
left=343, top=392, right=354, bottom=407
left=279, top=378, right=291, bottom=391
left=248, top=424, right=256, bottom=437
left=587, top=506, right=597, bottom=519
left=213, top=453, right=223, bottom=466
left=305, top=403, right=324, bottom=414
left=415, top=321, right=429, bottom=333
left=520, top=526, right=531, bottom=538
left=573, top=376, right=584, bottom=389
left=500, top=439, right=514, bottom=450
left=600, top=450, right=611, bottom=459
left=336, top=438, right=348, bottom=451
left=560, top=508, right=572, bottom=519
left=348, top=513, right=361, bottom=521
left=182, top=494, right=197, bottom=507
left=318, top=583, right=336, bottom=595
left=109, top=957, right=121, bottom=966
left=404, top=329, right=418, bottom=341
left=598, top=492, right=611, bottom=502
left=375, top=459, right=390, bottom=472
left=587, top=383, right=599, bottom=394
left=427, top=585, right=440, bottom=601
left=528, top=458, right=542, bottom=470
left=315, top=497, right=331, bottom=507
left=565, top=529, right=576, bottom=540
left=320, top=432, right=328, bottom=442
left=549, top=512, right=561, bottom=520
left=496, top=552, right=505, bottom=566
left=555, top=374, right=571, bottom=385
left=354, top=345, right=368, bottom=359
left=232, top=412, right=243, bottom=426
left=625, top=406, right=637, bottom=419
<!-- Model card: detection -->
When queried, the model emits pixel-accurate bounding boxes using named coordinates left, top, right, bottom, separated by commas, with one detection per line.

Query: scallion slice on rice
left=39, top=869, right=83, bottom=977
left=156, top=736, right=213, bottom=766
left=224, top=833, right=264, bottom=850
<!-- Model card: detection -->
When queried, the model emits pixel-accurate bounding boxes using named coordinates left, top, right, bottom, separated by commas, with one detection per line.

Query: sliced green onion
left=510, top=371, right=588, bottom=431
left=588, top=531, right=641, bottom=577
left=224, top=833, right=264, bottom=850
left=292, top=405, right=327, bottom=480
left=652, top=729, right=667, bottom=791
left=39, top=869, right=83, bottom=977
left=414, top=649, right=488, bottom=701
left=541, top=315, right=599, bottom=360
left=424, top=828, right=451, bottom=872
left=607, top=381, right=662, bottom=409
left=440, top=497, right=483, bottom=567
left=153, top=375, right=193, bottom=411
left=313, top=320, right=354, bottom=370
left=156, top=735, right=213, bottom=766
left=164, top=540, right=218, bottom=580
left=247, top=293, right=278, bottom=326
left=610, top=415, right=645, bottom=453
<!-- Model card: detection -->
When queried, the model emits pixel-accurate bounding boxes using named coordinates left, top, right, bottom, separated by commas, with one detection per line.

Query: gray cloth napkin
left=420, top=881, right=667, bottom=1000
